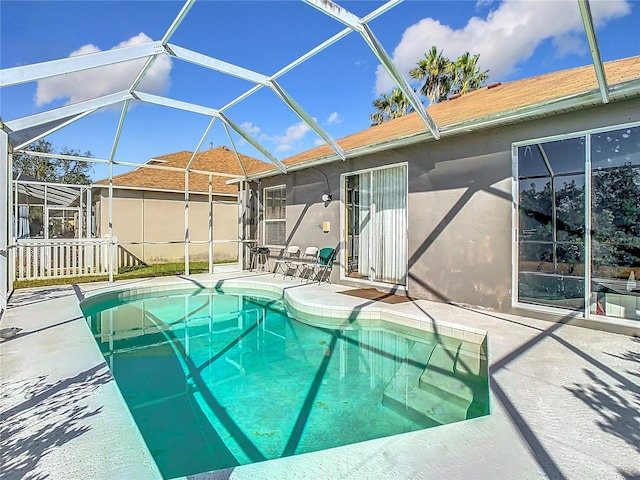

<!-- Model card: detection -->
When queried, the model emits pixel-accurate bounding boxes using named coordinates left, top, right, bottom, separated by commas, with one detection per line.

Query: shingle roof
left=95, top=56, right=640, bottom=187
left=94, top=146, right=272, bottom=194
left=275, top=55, right=640, bottom=171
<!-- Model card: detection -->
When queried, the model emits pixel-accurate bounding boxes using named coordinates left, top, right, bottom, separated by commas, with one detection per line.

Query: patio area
left=0, top=272, right=637, bottom=480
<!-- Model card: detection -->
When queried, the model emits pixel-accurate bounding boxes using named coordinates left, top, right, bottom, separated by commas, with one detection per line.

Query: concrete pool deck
left=0, top=272, right=638, bottom=480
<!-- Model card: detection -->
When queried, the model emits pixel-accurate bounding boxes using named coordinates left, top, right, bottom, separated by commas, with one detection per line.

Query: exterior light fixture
left=322, top=193, right=332, bottom=202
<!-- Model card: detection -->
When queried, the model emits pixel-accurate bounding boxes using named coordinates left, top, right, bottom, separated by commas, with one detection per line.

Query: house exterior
left=93, top=146, right=271, bottom=265
left=249, top=56, right=640, bottom=334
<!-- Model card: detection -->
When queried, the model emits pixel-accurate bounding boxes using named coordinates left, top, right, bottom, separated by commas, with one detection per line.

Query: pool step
left=382, top=340, right=487, bottom=425
left=418, top=343, right=475, bottom=412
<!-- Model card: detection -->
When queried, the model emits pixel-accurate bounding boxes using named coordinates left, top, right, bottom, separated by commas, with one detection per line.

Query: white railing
left=15, top=238, right=114, bottom=281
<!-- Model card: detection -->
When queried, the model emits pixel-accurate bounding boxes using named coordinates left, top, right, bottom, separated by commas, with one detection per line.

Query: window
left=517, top=137, right=586, bottom=310
left=514, top=123, right=640, bottom=321
left=263, top=185, right=286, bottom=246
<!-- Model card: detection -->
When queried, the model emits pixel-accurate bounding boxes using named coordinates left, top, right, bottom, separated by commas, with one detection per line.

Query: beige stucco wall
left=258, top=97, right=640, bottom=317
left=95, top=189, right=239, bottom=264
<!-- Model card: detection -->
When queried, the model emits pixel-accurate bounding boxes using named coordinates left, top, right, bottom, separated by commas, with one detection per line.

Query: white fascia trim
left=247, top=81, right=640, bottom=180
left=91, top=184, right=237, bottom=197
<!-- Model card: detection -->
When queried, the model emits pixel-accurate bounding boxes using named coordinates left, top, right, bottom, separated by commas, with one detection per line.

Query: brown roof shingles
left=280, top=55, right=640, bottom=169
left=96, top=56, right=640, bottom=187
left=95, top=146, right=273, bottom=194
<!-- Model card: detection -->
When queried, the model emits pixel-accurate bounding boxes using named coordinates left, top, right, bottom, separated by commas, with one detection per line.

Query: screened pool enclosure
left=1, top=0, right=638, bottom=333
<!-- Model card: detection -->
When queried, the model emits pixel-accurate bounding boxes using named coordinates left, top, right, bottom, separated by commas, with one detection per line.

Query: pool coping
left=1, top=271, right=639, bottom=480
left=80, top=278, right=488, bottom=346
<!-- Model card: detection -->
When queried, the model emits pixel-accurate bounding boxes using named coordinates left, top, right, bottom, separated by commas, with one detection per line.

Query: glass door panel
left=517, top=138, right=586, bottom=310
left=590, top=126, right=640, bottom=320
left=345, top=173, right=370, bottom=279
left=344, top=165, right=407, bottom=285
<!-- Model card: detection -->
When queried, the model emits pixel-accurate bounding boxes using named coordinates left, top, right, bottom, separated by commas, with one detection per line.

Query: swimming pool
left=83, top=287, right=489, bottom=479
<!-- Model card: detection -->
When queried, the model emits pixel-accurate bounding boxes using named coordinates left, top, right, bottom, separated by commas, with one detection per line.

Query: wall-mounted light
left=321, top=193, right=332, bottom=203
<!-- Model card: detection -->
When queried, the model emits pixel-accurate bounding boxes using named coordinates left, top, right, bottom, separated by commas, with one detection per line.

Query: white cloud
left=375, top=0, right=630, bottom=94
left=327, top=112, right=341, bottom=125
left=552, top=33, right=588, bottom=58
left=36, top=32, right=172, bottom=106
left=314, top=139, right=325, bottom=146
left=272, top=121, right=311, bottom=153
left=240, top=121, right=261, bottom=137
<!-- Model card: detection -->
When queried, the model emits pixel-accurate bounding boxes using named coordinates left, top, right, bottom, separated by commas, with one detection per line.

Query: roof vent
left=487, top=82, right=502, bottom=89
left=221, top=146, right=229, bottom=151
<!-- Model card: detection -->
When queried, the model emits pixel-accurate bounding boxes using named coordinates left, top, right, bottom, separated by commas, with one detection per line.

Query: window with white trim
left=263, top=185, right=286, bottom=246
left=514, top=122, right=640, bottom=321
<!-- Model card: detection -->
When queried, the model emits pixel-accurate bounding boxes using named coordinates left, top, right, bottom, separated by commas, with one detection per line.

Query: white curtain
left=15, top=205, right=30, bottom=239
left=357, top=173, right=371, bottom=277
left=371, top=165, right=407, bottom=285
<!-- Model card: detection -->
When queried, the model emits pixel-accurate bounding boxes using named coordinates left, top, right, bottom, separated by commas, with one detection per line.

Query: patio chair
left=273, top=245, right=301, bottom=277
left=289, top=246, right=319, bottom=279
left=309, top=247, right=336, bottom=284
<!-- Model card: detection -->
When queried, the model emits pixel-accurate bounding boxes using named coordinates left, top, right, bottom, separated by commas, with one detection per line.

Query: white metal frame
left=0, top=0, right=628, bottom=311
left=0, top=129, right=10, bottom=313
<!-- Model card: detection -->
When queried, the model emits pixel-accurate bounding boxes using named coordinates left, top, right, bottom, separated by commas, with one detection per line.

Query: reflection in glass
left=519, top=242, right=554, bottom=273
left=518, top=272, right=584, bottom=310
left=591, top=126, right=640, bottom=170
left=519, top=178, right=552, bottom=241
left=542, top=137, right=585, bottom=175
left=590, top=126, right=640, bottom=320
left=517, top=126, right=640, bottom=320
left=518, top=145, right=549, bottom=178
left=517, top=137, right=585, bottom=311
left=554, top=175, right=585, bottom=242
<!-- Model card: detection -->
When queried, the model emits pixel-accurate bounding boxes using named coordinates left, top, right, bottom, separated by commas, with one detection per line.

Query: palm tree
left=370, top=88, right=413, bottom=126
left=450, top=52, right=489, bottom=95
left=409, top=46, right=452, bottom=105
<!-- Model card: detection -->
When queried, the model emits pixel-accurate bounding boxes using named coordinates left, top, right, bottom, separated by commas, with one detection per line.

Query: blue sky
left=1, top=0, right=639, bottom=181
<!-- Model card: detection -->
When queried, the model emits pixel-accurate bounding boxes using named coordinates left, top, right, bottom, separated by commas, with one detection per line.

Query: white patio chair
left=289, top=246, right=319, bottom=280
left=273, top=245, right=301, bottom=277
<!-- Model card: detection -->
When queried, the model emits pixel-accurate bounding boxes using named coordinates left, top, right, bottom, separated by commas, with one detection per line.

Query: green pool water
left=85, top=289, right=489, bottom=479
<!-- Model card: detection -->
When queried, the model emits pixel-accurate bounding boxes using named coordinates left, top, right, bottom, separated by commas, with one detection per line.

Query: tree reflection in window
left=517, top=138, right=585, bottom=309
left=591, top=126, right=640, bottom=282
left=517, top=125, right=640, bottom=319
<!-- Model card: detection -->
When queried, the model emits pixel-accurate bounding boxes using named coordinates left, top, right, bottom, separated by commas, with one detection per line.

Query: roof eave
left=246, top=78, right=640, bottom=180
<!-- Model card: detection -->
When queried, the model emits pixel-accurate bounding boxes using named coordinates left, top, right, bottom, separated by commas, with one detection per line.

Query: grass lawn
left=12, top=261, right=227, bottom=289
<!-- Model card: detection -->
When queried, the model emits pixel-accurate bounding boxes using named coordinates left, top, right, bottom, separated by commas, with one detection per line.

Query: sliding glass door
left=344, top=164, right=407, bottom=286
left=516, top=138, right=586, bottom=310
left=590, top=126, right=640, bottom=319
left=515, top=123, right=640, bottom=321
